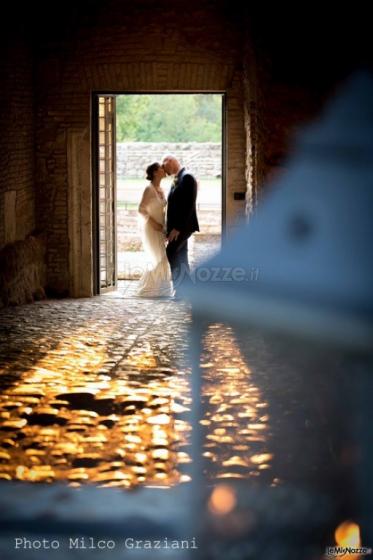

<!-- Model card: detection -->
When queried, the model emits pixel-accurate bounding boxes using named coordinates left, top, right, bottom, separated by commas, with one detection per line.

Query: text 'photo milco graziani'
left=14, top=537, right=199, bottom=551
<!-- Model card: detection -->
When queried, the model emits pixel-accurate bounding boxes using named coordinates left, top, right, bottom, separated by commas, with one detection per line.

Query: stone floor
left=0, top=280, right=278, bottom=488
left=0, top=282, right=191, bottom=488
left=0, top=282, right=365, bottom=558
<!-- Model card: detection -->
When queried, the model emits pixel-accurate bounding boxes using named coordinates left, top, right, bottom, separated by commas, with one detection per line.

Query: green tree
left=116, top=94, right=222, bottom=142
left=116, top=95, right=151, bottom=141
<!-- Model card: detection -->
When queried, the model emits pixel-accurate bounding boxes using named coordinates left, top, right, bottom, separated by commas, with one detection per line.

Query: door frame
left=92, top=94, right=118, bottom=295
left=92, top=94, right=100, bottom=296
left=91, top=90, right=227, bottom=296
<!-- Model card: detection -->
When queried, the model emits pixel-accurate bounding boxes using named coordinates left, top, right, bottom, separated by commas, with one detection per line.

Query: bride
left=136, top=162, right=174, bottom=297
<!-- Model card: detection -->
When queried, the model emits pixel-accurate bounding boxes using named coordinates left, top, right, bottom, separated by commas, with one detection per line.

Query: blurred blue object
left=182, top=72, right=373, bottom=351
left=184, top=72, right=373, bottom=557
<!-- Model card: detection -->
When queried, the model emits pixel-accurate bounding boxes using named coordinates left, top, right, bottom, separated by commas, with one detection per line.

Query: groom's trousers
left=166, top=231, right=191, bottom=291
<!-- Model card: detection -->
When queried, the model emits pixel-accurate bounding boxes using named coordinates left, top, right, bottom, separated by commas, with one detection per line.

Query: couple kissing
left=136, top=155, right=199, bottom=298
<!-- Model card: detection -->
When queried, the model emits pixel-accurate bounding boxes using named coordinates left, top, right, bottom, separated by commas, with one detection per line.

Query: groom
left=162, top=155, right=199, bottom=293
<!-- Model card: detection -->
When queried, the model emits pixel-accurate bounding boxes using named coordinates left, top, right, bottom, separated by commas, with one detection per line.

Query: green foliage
left=116, top=94, right=222, bottom=142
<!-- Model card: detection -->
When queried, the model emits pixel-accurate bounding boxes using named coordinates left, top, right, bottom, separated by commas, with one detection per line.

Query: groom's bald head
left=162, top=155, right=181, bottom=176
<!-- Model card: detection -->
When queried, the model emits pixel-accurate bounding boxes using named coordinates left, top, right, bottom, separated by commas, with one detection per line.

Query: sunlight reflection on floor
left=0, top=289, right=272, bottom=488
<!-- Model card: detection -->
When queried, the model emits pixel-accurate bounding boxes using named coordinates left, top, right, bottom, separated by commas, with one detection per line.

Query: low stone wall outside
left=117, top=142, right=221, bottom=178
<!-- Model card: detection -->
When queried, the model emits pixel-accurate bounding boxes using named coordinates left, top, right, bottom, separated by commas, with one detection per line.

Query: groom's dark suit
left=166, top=168, right=199, bottom=290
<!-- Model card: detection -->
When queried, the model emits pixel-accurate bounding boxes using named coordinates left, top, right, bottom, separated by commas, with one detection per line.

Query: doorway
left=92, top=92, right=225, bottom=295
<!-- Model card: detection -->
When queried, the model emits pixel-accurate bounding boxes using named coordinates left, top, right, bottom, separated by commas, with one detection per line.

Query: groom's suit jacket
left=166, top=168, right=199, bottom=235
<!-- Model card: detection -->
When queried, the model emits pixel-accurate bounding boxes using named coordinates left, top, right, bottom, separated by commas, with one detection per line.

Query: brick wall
left=242, top=15, right=326, bottom=209
left=0, top=233, right=46, bottom=307
left=2, top=1, right=368, bottom=300
left=243, top=58, right=322, bottom=204
left=225, top=72, right=247, bottom=233
left=33, top=0, right=246, bottom=294
left=242, top=5, right=370, bottom=206
left=0, top=33, right=35, bottom=249
left=0, top=30, right=47, bottom=305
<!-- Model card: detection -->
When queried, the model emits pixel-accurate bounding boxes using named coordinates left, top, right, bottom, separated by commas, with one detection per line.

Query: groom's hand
left=167, top=229, right=180, bottom=242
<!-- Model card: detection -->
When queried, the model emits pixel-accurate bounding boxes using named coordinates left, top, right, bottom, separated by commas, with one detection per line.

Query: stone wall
left=117, top=143, right=222, bottom=178
left=242, top=6, right=369, bottom=207
left=32, top=0, right=246, bottom=296
left=0, top=234, right=47, bottom=307
left=0, top=31, right=35, bottom=250
left=2, top=1, right=369, bottom=301
left=0, top=27, right=42, bottom=306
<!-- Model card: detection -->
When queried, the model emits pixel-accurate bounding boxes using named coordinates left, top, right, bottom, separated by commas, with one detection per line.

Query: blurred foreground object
left=185, top=72, right=373, bottom=351
left=185, top=72, right=373, bottom=559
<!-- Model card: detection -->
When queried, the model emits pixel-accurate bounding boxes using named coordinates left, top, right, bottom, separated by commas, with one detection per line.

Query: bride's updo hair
left=146, top=162, right=160, bottom=181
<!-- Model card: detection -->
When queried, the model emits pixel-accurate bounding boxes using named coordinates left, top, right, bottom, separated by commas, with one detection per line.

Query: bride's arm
left=138, top=187, right=163, bottom=232
left=138, top=187, right=151, bottom=217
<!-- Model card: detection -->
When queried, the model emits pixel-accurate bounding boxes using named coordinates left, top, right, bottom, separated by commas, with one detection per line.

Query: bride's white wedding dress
left=136, top=186, right=174, bottom=298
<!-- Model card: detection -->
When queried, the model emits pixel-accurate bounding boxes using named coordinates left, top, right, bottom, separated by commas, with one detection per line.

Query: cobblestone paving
left=0, top=282, right=275, bottom=489
left=0, top=286, right=190, bottom=487
left=0, top=282, right=357, bottom=516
